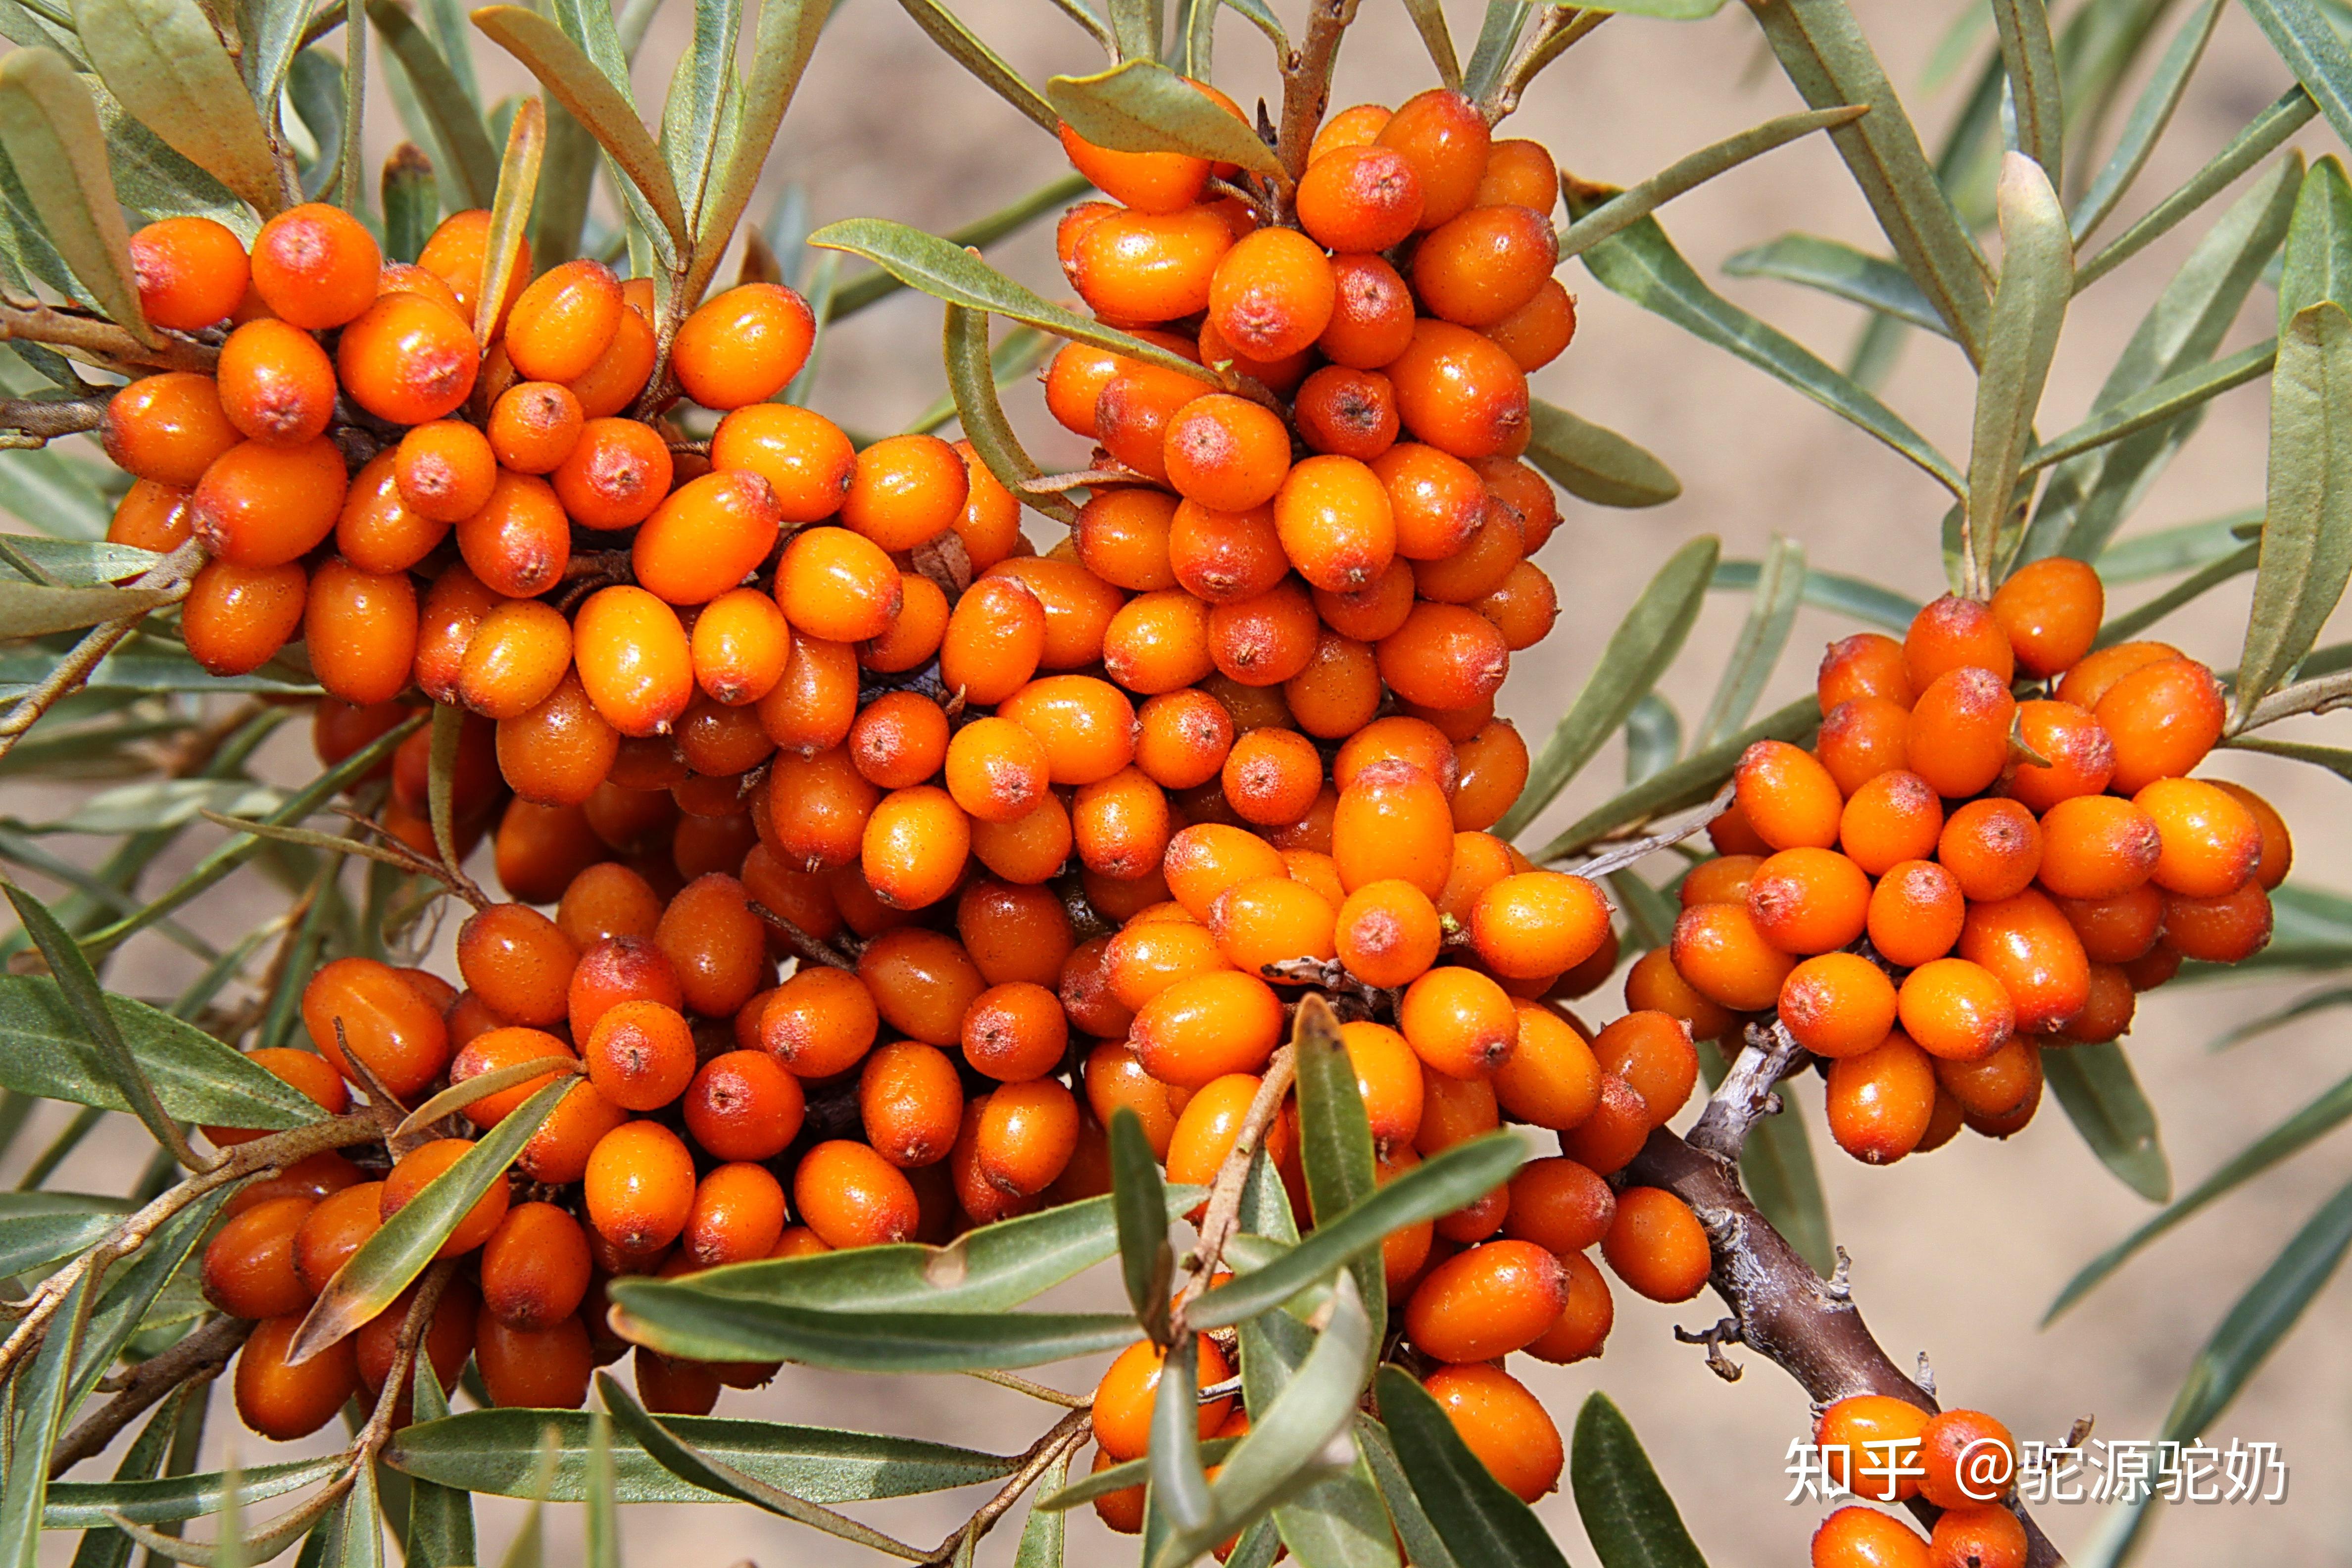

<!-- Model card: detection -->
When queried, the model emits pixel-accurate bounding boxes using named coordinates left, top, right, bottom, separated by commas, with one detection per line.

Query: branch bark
left=1275, top=0, right=1361, bottom=181
left=0, top=300, right=217, bottom=373
left=50, top=1314, right=252, bottom=1476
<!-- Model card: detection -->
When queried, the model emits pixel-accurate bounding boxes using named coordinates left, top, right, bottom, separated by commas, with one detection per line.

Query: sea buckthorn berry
left=1101, top=587, right=1214, bottom=695
left=107, top=477, right=194, bottom=557
left=1670, top=901, right=1796, bottom=1012
left=1073, top=766, right=1172, bottom=880
left=103, top=372, right=240, bottom=487
left=1163, top=394, right=1293, bottom=513
left=584, top=1119, right=695, bottom=1254
left=1936, top=1038, right=2042, bottom=1129
left=1745, top=847, right=1870, bottom=955
left=204, top=1048, right=352, bottom=1149
left=2163, top=880, right=2273, bottom=963
left=573, top=585, right=693, bottom=738
left=251, top=202, right=380, bottom=327
left=757, top=635, right=860, bottom=755
left=1817, top=1395, right=1933, bottom=1501
left=497, top=672, right=621, bottom=806
left=504, top=258, right=623, bottom=381
left=1092, top=1337, right=1236, bottom=1464
left=1734, top=740, right=1844, bottom=851
left=1522, top=1246, right=1614, bottom=1363
left=1378, top=599, right=1513, bottom=712
left=236, top=1316, right=359, bottom=1440
left=968, top=794, right=1074, bottom=884
left=2003, top=698, right=2114, bottom=813
left=939, top=577, right=1046, bottom=707
left=1334, top=759, right=1456, bottom=898
left=1399, top=966, right=1519, bottom=1078
left=303, top=558, right=418, bottom=706
left=391, top=420, right=497, bottom=525
left=1905, top=593, right=2015, bottom=687
left=337, top=291, right=477, bottom=424
left=709, top=403, right=853, bottom=523
left=1376, top=89, right=1492, bottom=228
left=1108, top=915, right=1231, bottom=1012
left=634, top=470, right=783, bottom=606
left=838, top=432, right=967, bottom=550
left=202, top=1195, right=317, bottom=1319
left=1898, top=957, right=2015, bottom=1062
left=1313, top=101, right=1392, bottom=159
left=1132, top=969, right=1284, bottom=1087
left=455, top=597, right=571, bottom=720
left=1820, top=631, right=1915, bottom=712
left=1472, top=871, right=1610, bottom=978
left=1826, top=1030, right=1937, bottom=1164
left=1838, top=770, right=1943, bottom=876
left=2035, top=795, right=2160, bottom=901
left=1209, top=577, right=1320, bottom=686
left=1411, top=204, right=1556, bottom=326
left=190, top=437, right=348, bottom=567
left=1906, top=667, right=2017, bottom=799
left=449, top=1026, right=577, bottom=1127
left=457, top=902, right=579, bottom=1027
left=1273, top=453, right=1397, bottom=593
left=683, top=1048, right=805, bottom=1161
left=1928, top=1506, right=2027, bottom=1568
left=2066, top=961, right=2139, bottom=1043
left=569, top=298, right=658, bottom=417
left=691, top=586, right=792, bottom=706
left=940, top=716, right=1049, bottom=826
left=1298, top=144, right=1425, bottom=252
left=654, top=872, right=769, bottom=1018
left=1816, top=697, right=1911, bottom=797
left=2096, top=657, right=2226, bottom=793
left=684, top=1162, right=788, bottom=1269
left=976, top=1077, right=1080, bottom=1196
left=474, top=1308, right=592, bottom=1409
left=1210, top=874, right=1337, bottom=975
left=857, top=927, right=988, bottom=1047
left=997, top=675, right=1139, bottom=785
left=292, top=1181, right=383, bottom=1296
left=1319, top=251, right=1417, bottom=370
left=1411, top=498, right=1524, bottom=606
left=586, top=1000, right=696, bottom=1111
left=131, top=215, right=248, bottom=329
left=1939, top=798, right=2044, bottom=902
left=760, top=965, right=879, bottom=1078
left=383, top=1137, right=509, bottom=1256
left=1992, top=556, right=2104, bottom=678
left=862, top=785, right=972, bottom=910
left=1075, top=208, right=1234, bottom=326
left=549, top=415, right=672, bottom=532
left=1868, top=859, right=1966, bottom=968
left=794, top=1139, right=921, bottom=1250
left=480, top=1202, right=591, bottom=1329
left=304, top=955, right=452, bottom=1099
left=216, top=319, right=336, bottom=446
left=674, top=283, right=816, bottom=408
left=1421, top=1363, right=1562, bottom=1502
left=1680, top=854, right=1762, bottom=907
left=484, top=382, right=584, bottom=476
left=1504, top=1156, right=1615, bottom=1256
left=1918, top=1409, right=2017, bottom=1510
left=1485, top=279, right=1577, bottom=371
left=2210, top=780, right=2292, bottom=888
left=1600, top=1186, right=1709, bottom=1302
left=1072, top=488, right=1178, bottom=591
left=1386, top=318, right=1529, bottom=459
left=954, top=981, right=1064, bottom=1082
left=1780, top=951, right=1899, bottom=1060
left=2055, top=638, right=2177, bottom=710
left=1335, top=880, right=1443, bottom=989
left=1475, top=137, right=1561, bottom=210
left=515, top=1079, right=628, bottom=1186
left=1166, top=1072, right=1271, bottom=1189
left=455, top=469, right=570, bottom=599
left=958, top=881, right=1078, bottom=988
left=778, top=527, right=903, bottom=643
left=1292, top=367, right=1401, bottom=467
left=1207, top=227, right=1336, bottom=361
left=1058, top=121, right=1211, bottom=214
left=1811, top=1506, right=1930, bottom=1568
left=1285, top=629, right=1385, bottom=738
left=2136, top=777, right=2261, bottom=897
left=1406, top=1239, right=1569, bottom=1362
left=1218, top=726, right=1324, bottom=827
left=1164, top=822, right=1288, bottom=919
left=847, top=690, right=950, bottom=793
left=1556, top=1068, right=1652, bottom=1175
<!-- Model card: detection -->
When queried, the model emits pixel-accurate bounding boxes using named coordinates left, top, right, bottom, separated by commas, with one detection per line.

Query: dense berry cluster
left=1648, top=563, right=2286, bottom=1165
left=1808, top=1398, right=2026, bottom=1568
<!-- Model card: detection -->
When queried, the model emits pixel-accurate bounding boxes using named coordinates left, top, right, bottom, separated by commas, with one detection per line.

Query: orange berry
left=634, top=470, right=782, bottom=605
left=1298, top=144, right=1425, bottom=251
left=1812, top=1507, right=1929, bottom=1568
left=1600, top=1186, right=1709, bottom=1302
left=1734, top=740, right=1844, bottom=851
left=673, top=283, right=815, bottom=409
left=2137, top=776, right=2260, bottom=896
left=1779, top=952, right=1898, bottom=1059
left=336, top=291, right=477, bottom=424
left=251, top=202, right=381, bottom=328
left=190, top=437, right=348, bottom=567
left=505, top=258, right=623, bottom=382
left=1897, top=957, right=2015, bottom=1062
left=1375, top=89, right=1491, bottom=229
left=2094, top=657, right=2225, bottom=793
left=1991, top=556, right=2103, bottom=678
left=792, top=1138, right=919, bottom=1248
left=1419, top=1363, right=1561, bottom=1502
left=383, top=1138, right=509, bottom=1256
left=1825, top=1031, right=1937, bottom=1163
left=131, top=215, right=249, bottom=329
left=1906, top=667, right=2016, bottom=799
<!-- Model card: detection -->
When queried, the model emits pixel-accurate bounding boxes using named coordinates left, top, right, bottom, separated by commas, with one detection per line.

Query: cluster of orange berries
left=1649, top=560, right=2287, bottom=1165
left=1807, top=1397, right=2028, bottom=1568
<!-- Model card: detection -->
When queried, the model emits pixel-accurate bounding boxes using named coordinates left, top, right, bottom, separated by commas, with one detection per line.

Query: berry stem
left=926, top=1404, right=1094, bottom=1564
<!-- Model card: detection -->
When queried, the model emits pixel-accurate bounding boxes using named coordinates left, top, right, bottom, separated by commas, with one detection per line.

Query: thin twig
left=1276, top=0, right=1362, bottom=181
left=52, top=1315, right=253, bottom=1475
left=1174, top=1043, right=1299, bottom=1321
left=962, top=1368, right=1089, bottom=1408
left=749, top=900, right=855, bottom=970
left=0, top=299, right=218, bottom=373
left=928, top=1407, right=1093, bottom=1565
left=0, top=391, right=110, bottom=444
left=0, top=537, right=207, bottom=760
left=1563, top=783, right=1737, bottom=881
left=2238, top=668, right=2352, bottom=731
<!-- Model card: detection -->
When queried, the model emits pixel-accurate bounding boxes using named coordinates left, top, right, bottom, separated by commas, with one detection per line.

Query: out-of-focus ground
left=16, top=0, right=2352, bottom=1562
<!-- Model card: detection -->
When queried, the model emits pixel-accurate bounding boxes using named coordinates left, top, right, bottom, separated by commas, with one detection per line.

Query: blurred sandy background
left=16, top=0, right=2352, bottom=1562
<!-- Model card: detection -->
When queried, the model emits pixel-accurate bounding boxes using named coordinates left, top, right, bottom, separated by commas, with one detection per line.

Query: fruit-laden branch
left=1625, top=1029, right=2066, bottom=1567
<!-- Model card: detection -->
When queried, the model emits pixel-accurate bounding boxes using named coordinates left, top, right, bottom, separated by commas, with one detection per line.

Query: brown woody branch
left=0, top=300, right=217, bottom=373
left=50, top=1314, right=253, bottom=1476
left=0, top=536, right=207, bottom=761
left=1276, top=0, right=1362, bottom=182
left=1626, top=1042, right=2065, bottom=1567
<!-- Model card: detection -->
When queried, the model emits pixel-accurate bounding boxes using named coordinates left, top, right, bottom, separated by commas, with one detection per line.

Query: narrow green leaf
left=1964, top=152, right=2070, bottom=595
left=74, top=0, right=284, bottom=215
left=2070, top=0, right=2221, bottom=243
left=0, top=976, right=326, bottom=1127
left=472, top=95, right=542, bottom=349
left=1746, top=0, right=1992, bottom=358
left=1721, top=233, right=1946, bottom=335
left=0, top=1196, right=121, bottom=1276
left=1189, top=1132, right=1524, bottom=1331
left=491, top=1429, right=559, bottom=1568
left=1106, top=0, right=1157, bottom=61
left=47, top=1458, right=347, bottom=1529
left=382, top=145, right=439, bottom=264
left=662, top=0, right=741, bottom=231
left=944, top=304, right=1077, bottom=526
left=1375, top=1367, right=1568, bottom=1568
left=607, top=1288, right=1138, bottom=1372
left=2095, top=540, right=2259, bottom=648
left=2048, top=1066, right=2352, bottom=1321
left=1558, top=106, right=1866, bottom=262
left=827, top=173, right=1089, bottom=322
left=595, top=1373, right=926, bottom=1559
left=1711, top=556, right=1918, bottom=631
left=887, top=0, right=1058, bottom=135
left=812, top=217, right=1214, bottom=381
left=2211, top=983, right=2352, bottom=1050
left=1012, top=1451, right=1069, bottom=1567
left=1288, top=997, right=1384, bottom=1346
left=1574, top=212, right=1963, bottom=495
left=2043, top=1041, right=2169, bottom=1202
left=368, top=0, right=499, bottom=208
left=2079, top=1174, right=2352, bottom=1568
left=425, top=703, right=465, bottom=881
left=1695, top=535, right=1802, bottom=750
left=290, top=1076, right=571, bottom=1364
left=1989, top=0, right=2060, bottom=185
left=472, top=5, right=689, bottom=252
left=2022, top=338, right=2275, bottom=475
left=1535, top=694, right=1819, bottom=863
left=2279, top=157, right=2352, bottom=331
left=403, top=1351, right=473, bottom=1568
left=1496, top=536, right=1718, bottom=841
left=583, top=1413, right=616, bottom=1568
left=61, top=1382, right=181, bottom=1568
left=0, top=1266, right=94, bottom=1568
left=1043, top=1439, right=1242, bottom=1513
left=1148, top=1334, right=1212, bottom=1532
left=1400, top=0, right=1459, bottom=91
left=1622, top=694, right=1680, bottom=785
left=1109, top=1106, right=1173, bottom=1343
left=1354, top=1419, right=1461, bottom=1568
left=682, top=0, right=825, bottom=305
left=2237, top=300, right=2352, bottom=725
left=2076, top=87, right=2316, bottom=294
left=285, top=49, right=345, bottom=202
left=0, top=49, right=150, bottom=344
left=1521, top=400, right=1678, bottom=509
left=1570, top=1394, right=1707, bottom=1568
left=2241, top=0, right=2352, bottom=150
left=318, top=1462, right=381, bottom=1568
left=391, top=1408, right=1018, bottom=1502
left=1460, top=0, right=1528, bottom=102
left=1049, top=59, right=1277, bottom=175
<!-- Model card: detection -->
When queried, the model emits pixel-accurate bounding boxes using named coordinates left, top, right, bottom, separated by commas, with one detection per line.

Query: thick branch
left=1275, top=0, right=1361, bottom=180
left=1685, top=1018, right=1812, bottom=1160
left=0, top=392, right=108, bottom=445
left=0, top=301, right=216, bottom=373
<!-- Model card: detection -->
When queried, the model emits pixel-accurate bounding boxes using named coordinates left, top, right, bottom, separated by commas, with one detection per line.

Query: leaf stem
left=2236, top=667, right=2352, bottom=732
left=1486, top=7, right=1607, bottom=122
